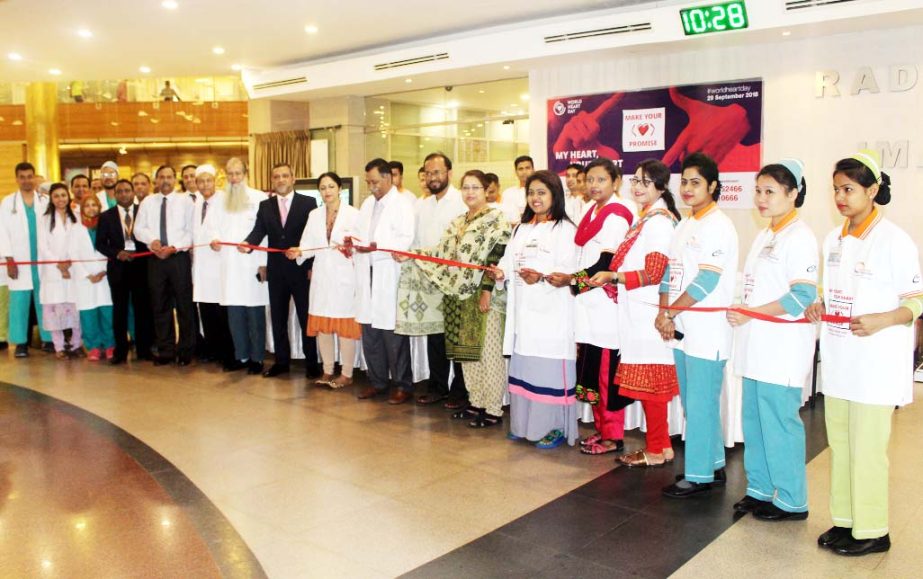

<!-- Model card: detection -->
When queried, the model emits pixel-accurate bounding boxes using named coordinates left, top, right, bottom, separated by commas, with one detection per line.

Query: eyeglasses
left=629, top=177, right=654, bottom=187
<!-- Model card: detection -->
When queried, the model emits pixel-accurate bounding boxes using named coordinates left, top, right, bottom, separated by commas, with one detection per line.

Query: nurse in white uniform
left=807, top=151, right=923, bottom=556
left=658, top=153, right=739, bottom=499
left=727, top=159, right=817, bottom=521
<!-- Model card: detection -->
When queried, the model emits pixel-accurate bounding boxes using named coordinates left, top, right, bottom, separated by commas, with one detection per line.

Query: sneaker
left=14, top=344, right=29, bottom=358
left=105, top=347, right=116, bottom=359
left=87, top=349, right=101, bottom=361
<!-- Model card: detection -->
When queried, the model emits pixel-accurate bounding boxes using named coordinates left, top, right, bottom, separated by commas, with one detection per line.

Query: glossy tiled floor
left=2, top=348, right=922, bottom=578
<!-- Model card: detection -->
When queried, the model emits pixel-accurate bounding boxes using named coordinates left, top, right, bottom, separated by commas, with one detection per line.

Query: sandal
left=506, top=432, right=524, bottom=441
left=663, top=448, right=675, bottom=463
left=329, top=375, right=352, bottom=389
left=443, top=399, right=467, bottom=410
left=618, top=449, right=666, bottom=468
left=451, top=407, right=480, bottom=420
left=469, top=414, right=503, bottom=428
left=536, top=429, right=566, bottom=450
left=580, top=440, right=623, bottom=455
left=55, top=351, right=67, bottom=360
left=579, top=433, right=602, bottom=448
left=314, top=374, right=335, bottom=387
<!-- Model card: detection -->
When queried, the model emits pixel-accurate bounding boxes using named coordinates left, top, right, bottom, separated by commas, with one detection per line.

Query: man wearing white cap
left=97, top=161, right=120, bottom=210
left=134, top=165, right=196, bottom=366
left=191, top=164, right=235, bottom=368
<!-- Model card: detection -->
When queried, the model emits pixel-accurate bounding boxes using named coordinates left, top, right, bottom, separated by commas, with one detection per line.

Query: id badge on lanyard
left=668, top=259, right=684, bottom=297
left=515, top=239, right=540, bottom=288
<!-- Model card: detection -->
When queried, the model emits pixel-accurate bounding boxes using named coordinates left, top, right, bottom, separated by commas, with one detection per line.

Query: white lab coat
left=0, top=191, right=49, bottom=291
left=297, top=203, right=360, bottom=318
left=354, top=188, right=415, bottom=329
left=71, top=225, right=113, bottom=310
left=37, top=213, right=79, bottom=305
left=96, top=190, right=118, bottom=211
left=499, top=219, right=579, bottom=359
left=192, top=191, right=224, bottom=304
left=207, top=187, right=269, bottom=307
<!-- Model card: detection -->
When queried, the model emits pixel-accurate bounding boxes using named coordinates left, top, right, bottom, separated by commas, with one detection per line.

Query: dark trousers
left=198, top=302, right=235, bottom=365
left=109, top=262, right=153, bottom=359
left=426, top=333, right=466, bottom=401
left=148, top=252, right=195, bottom=360
left=362, top=324, right=413, bottom=393
left=267, top=265, right=316, bottom=367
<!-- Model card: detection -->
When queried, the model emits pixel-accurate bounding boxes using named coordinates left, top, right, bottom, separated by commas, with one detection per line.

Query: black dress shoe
left=177, top=358, right=191, bottom=367
left=14, top=344, right=29, bottom=358
left=662, top=480, right=712, bottom=499
left=262, top=364, right=290, bottom=378
left=247, top=361, right=264, bottom=375
left=676, top=468, right=726, bottom=485
left=305, top=365, right=322, bottom=379
left=733, top=495, right=768, bottom=513
left=818, top=526, right=852, bottom=549
left=223, top=360, right=248, bottom=372
left=753, top=503, right=808, bottom=521
left=153, top=356, right=173, bottom=366
left=833, top=534, right=890, bottom=556
left=41, top=341, right=54, bottom=353
left=0, top=341, right=8, bottom=351
left=109, top=356, right=127, bottom=366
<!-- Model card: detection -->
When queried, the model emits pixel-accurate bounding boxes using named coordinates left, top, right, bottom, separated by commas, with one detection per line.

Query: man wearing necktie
left=133, top=165, right=196, bottom=366
left=95, top=179, right=154, bottom=364
left=242, top=162, right=320, bottom=378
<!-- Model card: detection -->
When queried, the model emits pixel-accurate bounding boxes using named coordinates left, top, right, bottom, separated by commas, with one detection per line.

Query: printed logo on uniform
left=807, top=265, right=817, bottom=272
left=914, top=274, right=921, bottom=284
left=712, top=250, right=724, bottom=257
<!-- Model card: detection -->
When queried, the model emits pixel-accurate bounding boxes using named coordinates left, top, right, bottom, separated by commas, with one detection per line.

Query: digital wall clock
left=680, top=1, right=749, bottom=36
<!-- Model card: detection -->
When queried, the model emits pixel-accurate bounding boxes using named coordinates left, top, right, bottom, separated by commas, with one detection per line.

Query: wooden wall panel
left=0, top=105, right=27, bottom=141
left=58, top=101, right=249, bottom=140
left=0, top=142, right=26, bottom=194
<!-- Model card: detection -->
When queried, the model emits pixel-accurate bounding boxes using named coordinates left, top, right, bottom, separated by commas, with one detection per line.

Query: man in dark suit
left=95, top=179, right=154, bottom=364
left=241, top=162, right=320, bottom=378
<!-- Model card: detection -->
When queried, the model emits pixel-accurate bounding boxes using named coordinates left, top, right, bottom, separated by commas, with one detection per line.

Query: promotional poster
left=547, top=79, right=763, bottom=209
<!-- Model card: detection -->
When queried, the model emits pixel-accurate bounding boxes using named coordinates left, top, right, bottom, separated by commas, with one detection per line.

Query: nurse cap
left=777, top=158, right=805, bottom=188
left=851, top=149, right=882, bottom=183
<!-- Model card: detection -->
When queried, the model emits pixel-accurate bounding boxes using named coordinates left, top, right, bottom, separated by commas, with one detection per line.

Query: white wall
left=528, top=25, right=923, bottom=263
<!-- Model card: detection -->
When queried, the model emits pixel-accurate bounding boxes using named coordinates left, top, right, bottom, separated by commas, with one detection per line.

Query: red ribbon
left=341, top=237, right=489, bottom=271
left=660, top=302, right=850, bottom=325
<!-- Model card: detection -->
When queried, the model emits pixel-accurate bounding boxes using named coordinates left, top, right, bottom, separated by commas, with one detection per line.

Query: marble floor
left=1, top=349, right=921, bottom=578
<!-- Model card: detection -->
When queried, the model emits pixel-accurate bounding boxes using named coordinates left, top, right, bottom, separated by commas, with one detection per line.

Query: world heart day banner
left=547, top=79, right=763, bottom=209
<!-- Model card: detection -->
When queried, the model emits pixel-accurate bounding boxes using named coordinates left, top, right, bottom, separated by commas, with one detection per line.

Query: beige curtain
left=250, top=130, right=310, bottom=191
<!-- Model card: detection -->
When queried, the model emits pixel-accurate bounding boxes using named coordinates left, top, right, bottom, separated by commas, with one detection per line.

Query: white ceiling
left=0, top=0, right=660, bottom=82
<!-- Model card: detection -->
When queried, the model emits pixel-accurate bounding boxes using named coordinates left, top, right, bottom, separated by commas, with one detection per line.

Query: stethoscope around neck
left=10, top=191, right=44, bottom=215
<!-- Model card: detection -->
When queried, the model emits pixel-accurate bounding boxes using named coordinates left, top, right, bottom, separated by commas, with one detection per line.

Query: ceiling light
left=405, top=78, right=412, bottom=84
left=139, top=66, right=151, bottom=73
left=503, top=65, right=510, bottom=70
left=49, top=68, right=61, bottom=76
left=161, top=0, right=179, bottom=9
left=446, top=100, right=459, bottom=109
left=782, top=30, right=792, bottom=37
left=7, top=52, right=22, bottom=61
left=305, top=24, right=319, bottom=34
left=212, top=46, right=225, bottom=55
left=77, top=29, right=93, bottom=39
left=478, top=90, right=485, bottom=94
left=231, top=63, right=242, bottom=71
left=520, top=93, right=530, bottom=101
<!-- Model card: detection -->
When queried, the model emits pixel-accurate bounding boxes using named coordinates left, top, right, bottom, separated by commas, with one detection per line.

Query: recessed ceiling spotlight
left=139, top=66, right=151, bottom=73
left=478, top=90, right=485, bottom=94
left=212, top=46, right=225, bottom=55
left=305, top=24, right=318, bottom=34
left=49, top=68, right=62, bottom=76
left=405, top=78, right=412, bottom=84
left=77, top=29, right=93, bottom=39
left=781, top=30, right=792, bottom=36
left=502, top=65, right=510, bottom=70
left=162, top=0, right=179, bottom=9
left=231, top=63, right=242, bottom=71
left=520, top=93, right=530, bottom=101
left=8, top=52, right=22, bottom=61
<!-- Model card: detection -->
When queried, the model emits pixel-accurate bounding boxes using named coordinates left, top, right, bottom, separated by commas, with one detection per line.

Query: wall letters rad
left=816, top=65, right=919, bottom=97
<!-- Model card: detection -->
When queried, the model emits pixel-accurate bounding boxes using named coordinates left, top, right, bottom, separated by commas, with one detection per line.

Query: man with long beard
left=208, top=158, right=269, bottom=375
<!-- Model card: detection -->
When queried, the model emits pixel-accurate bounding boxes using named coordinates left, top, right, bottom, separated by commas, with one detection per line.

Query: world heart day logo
left=633, top=123, right=654, bottom=137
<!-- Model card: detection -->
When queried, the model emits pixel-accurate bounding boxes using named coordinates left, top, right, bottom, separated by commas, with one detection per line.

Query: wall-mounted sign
left=680, top=1, right=749, bottom=37
left=548, top=79, right=763, bottom=209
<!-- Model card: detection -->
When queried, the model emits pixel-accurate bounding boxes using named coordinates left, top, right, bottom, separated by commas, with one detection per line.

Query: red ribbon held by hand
left=659, top=302, right=850, bottom=325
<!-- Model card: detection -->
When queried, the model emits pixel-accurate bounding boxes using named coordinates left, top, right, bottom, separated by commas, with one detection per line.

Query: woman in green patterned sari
left=395, top=170, right=511, bottom=427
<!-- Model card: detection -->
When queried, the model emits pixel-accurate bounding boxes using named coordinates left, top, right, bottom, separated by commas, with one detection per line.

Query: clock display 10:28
left=680, top=1, right=749, bottom=36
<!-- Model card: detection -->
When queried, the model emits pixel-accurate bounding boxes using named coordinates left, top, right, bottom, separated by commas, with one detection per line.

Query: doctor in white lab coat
left=191, top=164, right=234, bottom=367
left=0, top=162, right=51, bottom=354
left=353, top=158, right=416, bottom=403
left=208, top=158, right=269, bottom=374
